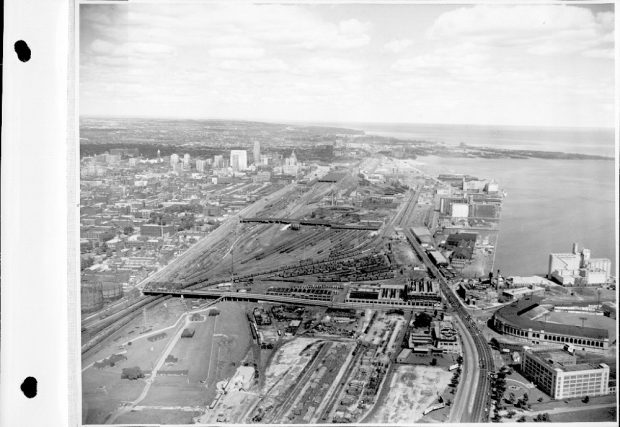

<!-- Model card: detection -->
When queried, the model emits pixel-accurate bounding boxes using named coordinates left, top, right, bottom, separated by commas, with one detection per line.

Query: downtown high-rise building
left=183, top=153, right=191, bottom=170
left=230, top=150, right=248, bottom=171
left=170, top=153, right=179, bottom=168
left=196, top=159, right=206, bottom=173
left=253, top=141, right=260, bottom=165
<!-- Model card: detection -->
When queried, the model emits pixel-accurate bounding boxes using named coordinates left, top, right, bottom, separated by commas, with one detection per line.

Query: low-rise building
left=432, top=319, right=461, bottom=353
left=501, top=286, right=545, bottom=301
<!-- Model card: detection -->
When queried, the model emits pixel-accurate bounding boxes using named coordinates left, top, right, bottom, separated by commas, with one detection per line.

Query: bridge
left=240, top=217, right=381, bottom=230
left=142, top=287, right=440, bottom=312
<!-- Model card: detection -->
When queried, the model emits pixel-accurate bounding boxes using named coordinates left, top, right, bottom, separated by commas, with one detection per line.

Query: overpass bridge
left=142, top=288, right=438, bottom=312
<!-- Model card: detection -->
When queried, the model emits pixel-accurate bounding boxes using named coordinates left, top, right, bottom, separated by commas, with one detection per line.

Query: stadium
left=492, top=296, right=614, bottom=353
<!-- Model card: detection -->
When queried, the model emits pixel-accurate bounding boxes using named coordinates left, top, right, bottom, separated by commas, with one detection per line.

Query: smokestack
left=572, top=242, right=579, bottom=254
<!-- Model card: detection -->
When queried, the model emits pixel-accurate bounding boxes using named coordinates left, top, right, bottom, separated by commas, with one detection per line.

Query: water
left=413, top=156, right=616, bottom=277
left=333, top=122, right=615, bottom=158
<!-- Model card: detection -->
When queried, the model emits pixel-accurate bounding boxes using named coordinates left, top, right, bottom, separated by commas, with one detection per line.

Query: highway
left=403, top=228, right=493, bottom=422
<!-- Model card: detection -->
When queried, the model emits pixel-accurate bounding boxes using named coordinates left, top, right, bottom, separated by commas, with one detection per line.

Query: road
left=403, top=228, right=493, bottom=422
left=449, top=311, right=480, bottom=422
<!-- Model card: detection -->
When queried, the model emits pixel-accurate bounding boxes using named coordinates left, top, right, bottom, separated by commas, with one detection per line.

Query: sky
left=80, top=2, right=615, bottom=128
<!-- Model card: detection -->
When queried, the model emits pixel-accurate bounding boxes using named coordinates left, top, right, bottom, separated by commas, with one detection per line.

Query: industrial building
left=521, top=347, right=610, bottom=399
left=501, top=286, right=545, bottom=301
left=345, top=283, right=441, bottom=308
left=548, top=243, right=612, bottom=286
left=601, top=302, right=616, bottom=319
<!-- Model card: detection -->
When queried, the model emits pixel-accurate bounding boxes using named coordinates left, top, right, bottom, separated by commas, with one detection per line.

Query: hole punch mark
left=20, top=377, right=37, bottom=398
left=14, top=40, right=31, bottom=62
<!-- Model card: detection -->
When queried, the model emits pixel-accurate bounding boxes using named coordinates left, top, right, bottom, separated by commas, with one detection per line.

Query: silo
left=81, top=282, right=104, bottom=313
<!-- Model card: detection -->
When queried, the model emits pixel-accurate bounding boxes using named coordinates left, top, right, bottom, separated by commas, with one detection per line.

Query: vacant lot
left=82, top=301, right=252, bottom=424
left=367, top=365, right=451, bottom=424
left=140, top=302, right=251, bottom=408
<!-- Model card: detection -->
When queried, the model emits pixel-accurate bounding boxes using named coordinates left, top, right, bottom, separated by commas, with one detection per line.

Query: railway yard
left=82, top=157, right=508, bottom=424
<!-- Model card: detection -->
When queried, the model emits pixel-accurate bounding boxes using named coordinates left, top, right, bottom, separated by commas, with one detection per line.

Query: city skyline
left=80, top=2, right=614, bottom=128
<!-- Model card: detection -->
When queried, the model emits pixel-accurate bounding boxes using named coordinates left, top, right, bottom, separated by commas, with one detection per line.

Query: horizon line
left=79, top=114, right=616, bottom=132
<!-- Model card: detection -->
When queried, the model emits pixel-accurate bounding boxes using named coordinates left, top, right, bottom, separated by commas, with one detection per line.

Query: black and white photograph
left=2, top=0, right=618, bottom=426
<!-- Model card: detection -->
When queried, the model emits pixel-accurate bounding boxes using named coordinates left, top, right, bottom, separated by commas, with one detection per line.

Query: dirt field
left=366, top=365, right=452, bottom=424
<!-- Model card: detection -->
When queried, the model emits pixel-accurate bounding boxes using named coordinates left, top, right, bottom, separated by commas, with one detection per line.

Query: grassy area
left=545, top=407, right=616, bottom=423
left=82, top=370, right=145, bottom=424
left=82, top=301, right=252, bottom=424
left=141, top=302, right=251, bottom=408
left=115, top=408, right=202, bottom=424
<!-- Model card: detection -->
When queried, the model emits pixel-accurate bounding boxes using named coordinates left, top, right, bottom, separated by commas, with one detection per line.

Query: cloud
left=301, top=57, right=364, bottom=74
left=218, top=58, right=289, bottom=73
left=426, top=5, right=613, bottom=59
left=384, top=39, right=413, bottom=54
left=209, top=47, right=265, bottom=60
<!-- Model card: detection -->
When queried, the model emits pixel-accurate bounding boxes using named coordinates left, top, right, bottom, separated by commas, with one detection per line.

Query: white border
left=0, top=1, right=617, bottom=427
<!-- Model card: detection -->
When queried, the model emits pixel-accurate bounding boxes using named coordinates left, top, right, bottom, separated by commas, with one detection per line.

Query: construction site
left=81, top=157, right=505, bottom=424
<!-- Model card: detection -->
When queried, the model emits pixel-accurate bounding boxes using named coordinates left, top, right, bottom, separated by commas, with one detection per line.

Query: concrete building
left=548, top=243, right=612, bottom=286
left=253, top=141, right=260, bottom=165
left=230, top=150, right=248, bottom=171
left=601, top=302, right=616, bottom=319
left=451, top=203, right=469, bottom=218
left=213, top=155, right=224, bottom=168
left=501, top=286, right=545, bottom=301
left=170, top=153, right=179, bottom=168
left=521, top=347, right=610, bottom=399
left=183, top=153, right=191, bottom=170
left=432, top=319, right=461, bottom=353
left=196, top=159, right=206, bottom=173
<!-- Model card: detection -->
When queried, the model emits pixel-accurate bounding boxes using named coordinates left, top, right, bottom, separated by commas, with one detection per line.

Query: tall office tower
left=196, top=159, right=206, bottom=173
left=230, top=150, right=247, bottom=171
left=253, top=141, right=261, bottom=165
left=183, top=153, right=191, bottom=170
left=213, top=155, right=224, bottom=168
left=170, top=153, right=179, bottom=168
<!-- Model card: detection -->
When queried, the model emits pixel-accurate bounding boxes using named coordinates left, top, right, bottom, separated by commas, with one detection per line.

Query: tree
left=81, top=256, right=94, bottom=271
left=582, top=395, right=589, bottom=403
left=456, top=355, right=463, bottom=365
left=414, top=312, right=433, bottom=328
left=522, top=393, right=529, bottom=403
left=490, top=337, right=500, bottom=349
left=123, top=226, right=134, bottom=235
left=517, top=416, right=527, bottom=423
left=430, top=358, right=437, bottom=366
left=508, top=392, right=516, bottom=404
left=121, top=367, right=144, bottom=380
